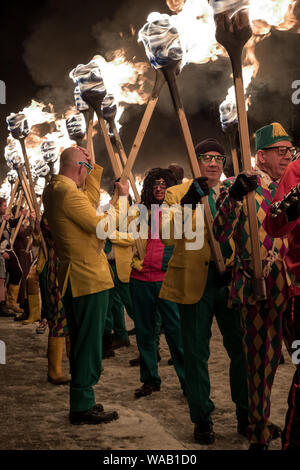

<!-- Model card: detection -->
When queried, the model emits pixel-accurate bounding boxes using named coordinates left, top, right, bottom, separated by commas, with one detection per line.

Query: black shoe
left=248, top=443, right=268, bottom=451
left=129, top=355, right=141, bottom=367
left=69, top=407, right=118, bottom=425
left=91, top=403, right=104, bottom=413
left=103, top=348, right=115, bottom=359
left=237, top=419, right=249, bottom=438
left=112, top=336, right=130, bottom=350
left=128, top=328, right=136, bottom=336
left=194, top=421, right=215, bottom=445
left=134, top=382, right=160, bottom=399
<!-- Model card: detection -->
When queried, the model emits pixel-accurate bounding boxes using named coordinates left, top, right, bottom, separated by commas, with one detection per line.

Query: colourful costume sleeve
left=213, top=178, right=243, bottom=243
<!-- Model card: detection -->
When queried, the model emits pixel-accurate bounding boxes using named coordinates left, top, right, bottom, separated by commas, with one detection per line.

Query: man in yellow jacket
left=43, top=146, right=129, bottom=425
left=159, top=139, right=248, bottom=445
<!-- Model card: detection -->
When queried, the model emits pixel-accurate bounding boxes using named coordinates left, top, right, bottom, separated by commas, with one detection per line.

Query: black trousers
left=5, top=250, right=22, bottom=285
left=282, top=295, right=300, bottom=450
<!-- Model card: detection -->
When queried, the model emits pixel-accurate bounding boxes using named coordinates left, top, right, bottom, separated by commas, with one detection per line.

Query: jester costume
left=214, top=123, right=291, bottom=448
left=39, top=218, right=69, bottom=338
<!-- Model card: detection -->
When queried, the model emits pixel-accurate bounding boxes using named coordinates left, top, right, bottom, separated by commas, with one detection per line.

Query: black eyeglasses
left=197, top=154, right=226, bottom=165
left=262, top=146, right=296, bottom=157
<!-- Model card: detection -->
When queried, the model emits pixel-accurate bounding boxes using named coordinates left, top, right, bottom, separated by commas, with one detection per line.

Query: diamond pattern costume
left=213, top=168, right=289, bottom=445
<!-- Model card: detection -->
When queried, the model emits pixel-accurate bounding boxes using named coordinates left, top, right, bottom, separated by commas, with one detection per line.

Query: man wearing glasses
left=43, top=146, right=129, bottom=425
left=159, top=139, right=248, bottom=445
left=213, top=123, right=294, bottom=450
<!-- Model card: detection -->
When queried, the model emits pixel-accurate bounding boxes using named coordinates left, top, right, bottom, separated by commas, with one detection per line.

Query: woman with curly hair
left=130, top=167, right=185, bottom=398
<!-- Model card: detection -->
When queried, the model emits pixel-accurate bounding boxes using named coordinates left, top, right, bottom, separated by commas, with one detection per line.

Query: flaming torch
left=211, top=0, right=266, bottom=300
left=70, top=61, right=111, bottom=166
left=219, top=89, right=240, bottom=176
left=66, top=113, right=86, bottom=148
left=139, top=12, right=225, bottom=274
left=4, top=137, right=34, bottom=213
left=102, top=93, right=141, bottom=203
left=73, top=84, right=95, bottom=159
left=101, top=93, right=144, bottom=258
left=40, top=140, right=59, bottom=182
left=6, top=113, right=40, bottom=218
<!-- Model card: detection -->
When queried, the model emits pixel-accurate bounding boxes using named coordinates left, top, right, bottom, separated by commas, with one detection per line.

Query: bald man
left=43, top=146, right=129, bottom=425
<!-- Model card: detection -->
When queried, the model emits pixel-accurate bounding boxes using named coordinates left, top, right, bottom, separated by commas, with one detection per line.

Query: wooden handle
left=214, top=10, right=266, bottom=299
left=0, top=178, right=20, bottom=240
left=108, top=119, right=141, bottom=204
left=162, top=65, right=226, bottom=275
left=20, top=139, right=40, bottom=218
left=233, top=74, right=266, bottom=299
left=16, top=168, right=34, bottom=213
left=118, top=70, right=165, bottom=186
left=227, top=132, right=240, bottom=176
left=96, top=110, right=122, bottom=178
left=84, top=107, right=95, bottom=164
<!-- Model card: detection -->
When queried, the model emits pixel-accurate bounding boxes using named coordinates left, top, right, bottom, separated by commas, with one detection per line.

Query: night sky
left=1, top=0, right=300, bottom=189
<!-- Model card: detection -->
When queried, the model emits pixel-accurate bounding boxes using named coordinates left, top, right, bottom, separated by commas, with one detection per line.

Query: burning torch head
left=74, top=86, right=89, bottom=112
left=219, top=95, right=238, bottom=133
left=210, top=0, right=249, bottom=15
left=40, top=141, right=58, bottom=164
left=6, top=113, right=30, bottom=140
left=66, top=114, right=86, bottom=140
left=4, top=137, right=23, bottom=169
left=7, top=170, right=18, bottom=185
left=33, top=160, right=50, bottom=179
left=101, top=94, right=117, bottom=121
left=70, top=60, right=107, bottom=111
left=138, top=13, right=183, bottom=69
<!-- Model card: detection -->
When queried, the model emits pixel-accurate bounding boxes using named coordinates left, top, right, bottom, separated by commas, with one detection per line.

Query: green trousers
left=104, top=263, right=133, bottom=340
left=130, top=278, right=185, bottom=390
left=63, top=282, right=109, bottom=412
left=179, top=266, right=248, bottom=424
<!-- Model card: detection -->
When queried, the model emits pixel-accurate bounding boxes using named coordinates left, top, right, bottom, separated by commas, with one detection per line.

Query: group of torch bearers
left=1, top=1, right=300, bottom=451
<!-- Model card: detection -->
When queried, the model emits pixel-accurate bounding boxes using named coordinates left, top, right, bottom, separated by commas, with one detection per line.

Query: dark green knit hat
left=255, top=122, right=292, bottom=152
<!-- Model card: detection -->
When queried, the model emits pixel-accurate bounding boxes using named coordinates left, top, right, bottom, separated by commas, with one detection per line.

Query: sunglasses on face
left=78, top=161, right=93, bottom=175
left=197, top=154, right=226, bottom=165
left=262, top=146, right=296, bottom=157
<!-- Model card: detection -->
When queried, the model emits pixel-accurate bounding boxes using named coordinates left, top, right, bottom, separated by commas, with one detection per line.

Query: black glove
left=286, top=200, right=300, bottom=222
left=229, top=172, right=258, bottom=201
left=212, top=264, right=233, bottom=288
left=180, top=177, right=210, bottom=209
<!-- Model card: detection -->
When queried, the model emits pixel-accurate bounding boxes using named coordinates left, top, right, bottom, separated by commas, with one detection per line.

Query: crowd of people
left=1, top=122, right=299, bottom=450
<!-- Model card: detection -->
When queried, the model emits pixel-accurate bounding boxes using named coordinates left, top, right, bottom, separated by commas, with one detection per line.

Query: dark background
left=1, top=0, right=300, bottom=189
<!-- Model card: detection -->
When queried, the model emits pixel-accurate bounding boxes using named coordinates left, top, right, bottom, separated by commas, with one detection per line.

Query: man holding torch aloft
left=213, top=122, right=294, bottom=449
left=43, top=145, right=129, bottom=425
left=159, top=138, right=248, bottom=446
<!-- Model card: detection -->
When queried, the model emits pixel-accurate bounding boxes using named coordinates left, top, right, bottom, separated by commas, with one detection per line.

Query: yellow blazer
left=43, top=164, right=116, bottom=298
left=159, top=181, right=211, bottom=305
left=109, top=231, right=135, bottom=283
